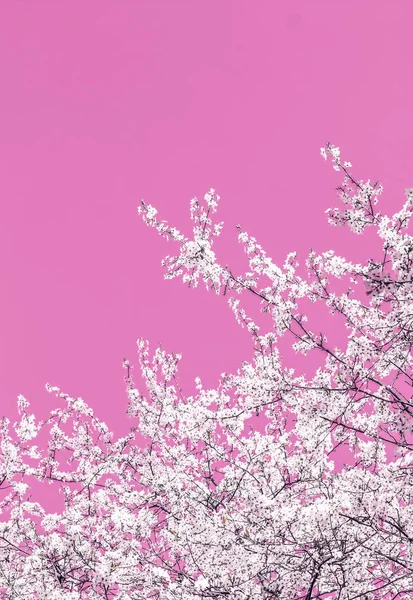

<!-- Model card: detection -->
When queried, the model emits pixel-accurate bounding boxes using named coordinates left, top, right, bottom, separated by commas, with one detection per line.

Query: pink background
left=0, top=2, right=413, bottom=509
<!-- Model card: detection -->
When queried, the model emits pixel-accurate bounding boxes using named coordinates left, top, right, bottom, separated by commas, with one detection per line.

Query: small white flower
left=194, top=575, right=209, bottom=590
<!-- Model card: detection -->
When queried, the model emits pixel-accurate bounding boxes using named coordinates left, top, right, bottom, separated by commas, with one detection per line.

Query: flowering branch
left=1, top=145, right=413, bottom=598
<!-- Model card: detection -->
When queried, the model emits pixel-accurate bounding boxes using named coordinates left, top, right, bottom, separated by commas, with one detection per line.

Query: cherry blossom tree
left=1, top=144, right=413, bottom=598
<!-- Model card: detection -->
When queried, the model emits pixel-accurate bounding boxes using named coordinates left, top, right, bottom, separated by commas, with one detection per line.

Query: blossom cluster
left=1, top=145, right=413, bottom=598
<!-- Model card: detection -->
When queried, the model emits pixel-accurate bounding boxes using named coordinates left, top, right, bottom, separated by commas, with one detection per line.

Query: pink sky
left=0, top=2, right=413, bottom=510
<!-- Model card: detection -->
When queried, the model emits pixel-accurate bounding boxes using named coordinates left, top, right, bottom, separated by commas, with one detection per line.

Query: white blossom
left=1, top=145, right=413, bottom=598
